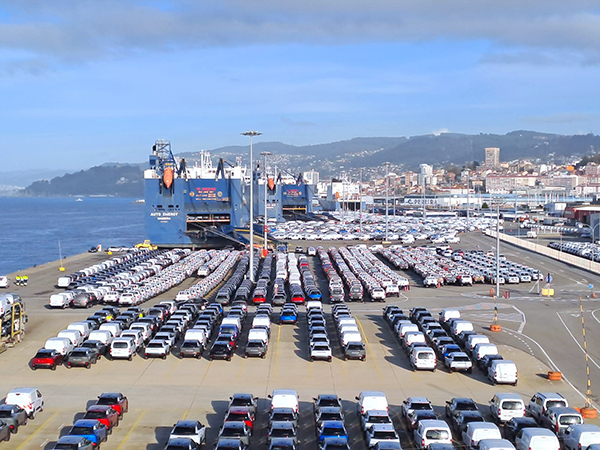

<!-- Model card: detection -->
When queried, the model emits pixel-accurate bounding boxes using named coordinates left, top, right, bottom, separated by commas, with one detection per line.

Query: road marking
left=273, top=324, right=281, bottom=379
left=16, top=410, right=58, bottom=450
left=57, top=423, right=64, bottom=430
left=40, top=439, right=49, bottom=447
left=355, top=317, right=383, bottom=379
left=592, top=309, right=600, bottom=325
left=116, top=410, right=146, bottom=450
left=556, top=312, right=600, bottom=371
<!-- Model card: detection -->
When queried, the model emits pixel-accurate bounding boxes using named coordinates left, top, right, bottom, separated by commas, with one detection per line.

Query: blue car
left=68, top=419, right=108, bottom=447
left=321, top=437, right=351, bottom=450
left=442, top=344, right=461, bottom=359
left=280, top=309, right=297, bottom=324
left=317, top=421, right=348, bottom=448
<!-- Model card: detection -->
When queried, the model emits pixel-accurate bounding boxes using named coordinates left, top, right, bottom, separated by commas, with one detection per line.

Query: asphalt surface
left=1, top=232, right=599, bottom=450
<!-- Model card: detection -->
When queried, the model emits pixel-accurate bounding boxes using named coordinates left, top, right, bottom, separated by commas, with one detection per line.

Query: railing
left=485, top=230, right=600, bottom=274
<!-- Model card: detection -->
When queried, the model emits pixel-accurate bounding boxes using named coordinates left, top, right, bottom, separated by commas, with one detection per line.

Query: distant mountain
left=18, top=131, right=600, bottom=196
left=22, top=164, right=143, bottom=197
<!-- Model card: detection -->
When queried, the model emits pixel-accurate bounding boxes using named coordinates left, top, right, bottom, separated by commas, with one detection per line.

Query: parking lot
left=1, top=231, right=600, bottom=449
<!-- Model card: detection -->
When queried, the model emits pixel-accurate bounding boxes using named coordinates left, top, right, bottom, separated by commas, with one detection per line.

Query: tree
left=482, top=202, right=489, bottom=209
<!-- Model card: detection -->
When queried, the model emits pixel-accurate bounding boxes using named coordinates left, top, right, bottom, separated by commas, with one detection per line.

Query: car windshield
left=70, top=426, right=93, bottom=434
left=502, top=401, right=523, bottom=410
left=454, top=356, right=470, bottom=362
left=369, top=416, right=391, bottom=424
left=148, top=343, right=163, bottom=348
left=417, top=353, right=434, bottom=360
left=324, top=445, right=349, bottom=450
left=271, top=428, right=294, bottom=437
left=560, top=416, right=582, bottom=425
left=172, top=426, right=195, bottom=435
left=226, top=413, right=248, bottom=421
left=113, top=342, right=128, bottom=349
left=231, top=399, right=251, bottom=407
left=456, top=402, right=476, bottom=410
left=347, top=344, right=363, bottom=351
left=182, top=342, right=198, bottom=348
left=320, top=413, right=342, bottom=421
left=412, top=403, right=431, bottom=410
left=247, top=342, right=262, bottom=348
left=323, top=426, right=346, bottom=436
left=271, top=413, right=293, bottom=421
left=96, top=398, right=116, bottom=406
left=221, top=427, right=243, bottom=437
left=0, top=411, right=11, bottom=418
left=84, top=411, right=105, bottom=419
left=35, top=351, right=53, bottom=358
left=426, top=430, right=449, bottom=439
left=71, top=350, right=88, bottom=357
left=547, top=400, right=567, bottom=409
left=373, top=431, right=397, bottom=439
left=166, top=445, right=191, bottom=450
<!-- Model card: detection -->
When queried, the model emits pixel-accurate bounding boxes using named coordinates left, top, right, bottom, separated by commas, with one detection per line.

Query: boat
left=144, top=140, right=315, bottom=248
left=76, top=198, right=83, bottom=202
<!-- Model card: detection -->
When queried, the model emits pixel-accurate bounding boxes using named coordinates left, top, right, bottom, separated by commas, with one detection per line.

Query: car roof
left=7, top=387, right=37, bottom=394
left=370, top=423, right=395, bottom=431
left=57, top=435, right=88, bottom=443
left=73, top=419, right=99, bottom=427
left=322, top=420, right=345, bottom=427
left=407, top=397, right=430, bottom=403
left=535, top=392, right=565, bottom=399
left=547, top=407, right=580, bottom=414
left=419, top=420, right=449, bottom=428
left=174, top=420, right=200, bottom=427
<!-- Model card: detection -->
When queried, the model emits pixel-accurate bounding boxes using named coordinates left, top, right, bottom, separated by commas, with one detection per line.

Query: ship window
left=168, top=205, right=174, bottom=208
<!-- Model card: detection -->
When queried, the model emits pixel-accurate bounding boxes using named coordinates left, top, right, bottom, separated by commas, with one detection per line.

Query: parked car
left=96, top=392, right=128, bottom=416
left=83, top=405, right=119, bottom=432
left=169, top=420, right=206, bottom=446
left=68, top=419, right=108, bottom=447
left=67, top=348, right=99, bottom=369
left=51, top=435, right=95, bottom=449
left=0, top=404, right=28, bottom=433
left=31, top=349, right=64, bottom=371
left=5, top=388, right=44, bottom=419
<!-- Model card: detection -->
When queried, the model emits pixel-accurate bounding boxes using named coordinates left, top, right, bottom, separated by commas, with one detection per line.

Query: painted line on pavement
left=17, top=410, right=59, bottom=450
left=556, top=312, right=600, bottom=371
left=116, top=410, right=146, bottom=450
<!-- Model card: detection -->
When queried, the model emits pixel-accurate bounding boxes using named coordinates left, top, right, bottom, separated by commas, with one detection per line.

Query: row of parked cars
left=49, top=393, right=128, bottom=449
left=462, top=251, right=542, bottom=285
left=548, top=241, right=600, bottom=263
left=383, top=306, right=518, bottom=384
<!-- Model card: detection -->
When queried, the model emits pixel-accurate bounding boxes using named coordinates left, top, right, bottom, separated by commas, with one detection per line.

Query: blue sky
left=1, top=1, right=599, bottom=173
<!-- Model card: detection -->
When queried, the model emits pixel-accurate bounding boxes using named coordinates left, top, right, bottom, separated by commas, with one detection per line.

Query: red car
left=31, top=349, right=64, bottom=370
left=224, top=406, right=256, bottom=430
left=96, top=393, right=128, bottom=416
left=83, top=405, right=119, bottom=431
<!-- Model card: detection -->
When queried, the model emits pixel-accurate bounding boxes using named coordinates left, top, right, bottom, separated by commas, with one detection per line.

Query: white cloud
left=432, top=128, right=450, bottom=136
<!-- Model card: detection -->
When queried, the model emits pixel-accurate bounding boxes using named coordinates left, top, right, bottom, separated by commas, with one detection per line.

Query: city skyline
left=1, top=1, right=599, bottom=173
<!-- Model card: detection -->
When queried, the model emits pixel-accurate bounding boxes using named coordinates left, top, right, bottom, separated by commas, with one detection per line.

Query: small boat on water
left=76, top=198, right=83, bottom=202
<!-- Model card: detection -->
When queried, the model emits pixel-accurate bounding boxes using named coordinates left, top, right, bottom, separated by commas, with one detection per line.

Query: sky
left=0, top=0, right=599, bottom=173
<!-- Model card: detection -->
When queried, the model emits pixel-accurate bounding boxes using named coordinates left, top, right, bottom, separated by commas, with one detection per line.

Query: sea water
left=0, top=197, right=145, bottom=275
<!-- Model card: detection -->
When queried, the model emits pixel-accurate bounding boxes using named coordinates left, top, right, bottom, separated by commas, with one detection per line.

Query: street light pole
left=241, top=130, right=262, bottom=282
left=260, top=151, right=271, bottom=253
left=384, top=162, right=390, bottom=241
left=496, top=203, right=501, bottom=298
left=359, top=169, right=363, bottom=235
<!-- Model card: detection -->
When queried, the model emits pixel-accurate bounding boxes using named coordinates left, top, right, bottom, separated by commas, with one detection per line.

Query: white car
left=144, top=339, right=171, bottom=359
left=310, top=343, right=332, bottom=361
left=0, top=276, right=9, bottom=288
left=366, top=423, right=401, bottom=448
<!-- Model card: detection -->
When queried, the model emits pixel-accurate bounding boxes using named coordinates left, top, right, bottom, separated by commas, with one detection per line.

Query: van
left=110, top=337, right=136, bottom=360
left=463, top=422, right=502, bottom=450
left=5, top=388, right=44, bottom=419
left=489, top=393, right=525, bottom=423
left=56, top=329, right=83, bottom=347
left=67, top=321, right=92, bottom=339
left=414, top=419, right=452, bottom=448
left=44, top=337, right=74, bottom=356
left=562, top=424, right=600, bottom=450
left=338, top=318, right=357, bottom=328
left=473, top=343, right=498, bottom=361
left=451, top=320, right=474, bottom=336
left=99, top=322, right=123, bottom=338
left=403, top=331, right=426, bottom=349
left=57, top=276, right=72, bottom=288
left=184, top=328, right=208, bottom=347
left=439, top=309, right=461, bottom=323
left=341, top=331, right=362, bottom=347
left=489, top=360, right=518, bottom=386
left=479, top=439, right=516, bottom=450
left=88, top=330, right=114, bottom=346
left=515, top=428, right=560, bottom=450
left=129, top=322, right=152, bottom=343
left=410, top=347, right=437, bottom=371
left=539, top=407, right=583, bottom=437
left=248, top=328, right=269, bottom=344
left=306, top=300, right=323, bottom=311
left=269, top=390, right=299, bottom=412
left=120, top=329, right=143, bottom=350
left=356, top=391, right=388, bottom=416
left=252, top=316, right=271, bottom=331
left=221, top=317, right=242, bottom=331
left=339, top=324, right=360, bottom=336
left=398, top=323, right=419, bottom=339
left=49, top=293, right=71, bottom=309
left=467, top=335, right=490, bottom=352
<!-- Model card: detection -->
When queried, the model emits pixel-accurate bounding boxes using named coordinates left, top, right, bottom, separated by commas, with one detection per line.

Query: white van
left=247, top=328, right=269, bottom=344
left=489, top=360, right=518, bottom=386
left=414, top=419, right=452, bottom=448
left=410, top=347, right=437, bottom=371
left=120, top=329, right=143, bottom=350
left=57, top=329, right=84, bottom=347
left=339, top=324, right=360, bottom=336
left=489, top=393, right=525, bottom=423
left=439, top=309, right=461, bottom=323
left=99, top=322, right=123, bottom=338
left=451, top=320, right=474, bottom=336
left=356, top=391, right=389, bottom=416
left=306, top=300, right=323, bottom=311
left=463, top=422, right=502, bottom=450
left=398, top=323, right=419, bottom=339
left=515, top=428, right=560, bottom=450
left=88, top=330, right=114, bottom=346
left=473, top=343, right=499, bottom=361
left=562, top=425, right=600, bottom=450
left=338, top=318, right=357, bottom=328
left=49, top=293, right=72, bottom=309
left=45, top=337, right=74, bottom=356
left=467, top=335, right=491, bottom=352
left=57, top=276, right=72, bottom=288
left=403, top=331, right=426, bottom=348
left=129, top=322, right=152, bottom=343
left=221, top=317, right=242, bottom=331
left=5, top=388, right=44, bottom=419
left=341, top=331, right=362, bottom=347
left=184, top=328, right=208, bottom=347
left=67, top=321, right=92, bottom=339
left=252, top=316, right=271, bottom=331
left=110, top=337, right=136, bottom=360
left=479, top=439, right=516, bottom=450
left=269, top=389, right=299, bottom=412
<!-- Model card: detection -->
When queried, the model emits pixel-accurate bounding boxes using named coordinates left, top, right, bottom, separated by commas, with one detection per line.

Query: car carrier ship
left=144, top=140, right=314, bottom=248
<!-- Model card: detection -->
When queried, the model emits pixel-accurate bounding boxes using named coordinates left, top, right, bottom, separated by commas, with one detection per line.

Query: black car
left=67, top=348, right=98, bottom=368
left=313, top=394, right=342, bottom=414
left=451, top=410, right=485, bottom=434
left=0, top=405, right=28, bottom=433
left=503, top=417, right=538, bottom=443
left=210, top=343, right=234, bottom=361
left=179, top=340, right=203, bottom=358
left=80, top=340, right=107, bottom=358
left=478, top=354, right=504, bottom=371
